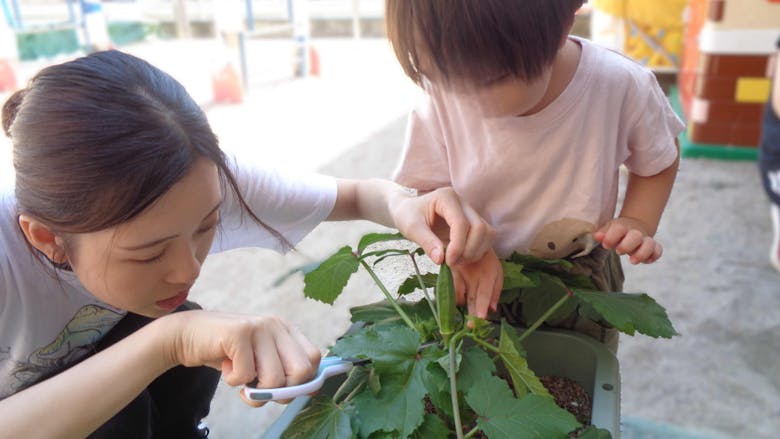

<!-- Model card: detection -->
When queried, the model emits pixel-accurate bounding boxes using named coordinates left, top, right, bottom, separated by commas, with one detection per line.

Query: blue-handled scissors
left=242, top=356, right=370, bottom=402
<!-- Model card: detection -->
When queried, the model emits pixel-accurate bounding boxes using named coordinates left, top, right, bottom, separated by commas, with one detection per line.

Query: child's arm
left=595, top=141, right=680, bottom=264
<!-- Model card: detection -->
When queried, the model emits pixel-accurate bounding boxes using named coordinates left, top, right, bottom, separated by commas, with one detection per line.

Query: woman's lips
left=156, top=291, right=189, bottom=311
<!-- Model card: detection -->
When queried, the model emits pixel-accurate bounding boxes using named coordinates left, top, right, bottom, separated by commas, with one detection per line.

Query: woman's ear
left=18, top=215, right=68, bottom=264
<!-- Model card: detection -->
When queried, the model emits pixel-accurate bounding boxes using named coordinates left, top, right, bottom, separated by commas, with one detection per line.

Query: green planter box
left=263, top=328, right=621, bottom=439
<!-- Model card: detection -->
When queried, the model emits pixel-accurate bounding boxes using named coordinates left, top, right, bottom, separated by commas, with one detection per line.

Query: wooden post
left=173, top=0, right=191, bottom=39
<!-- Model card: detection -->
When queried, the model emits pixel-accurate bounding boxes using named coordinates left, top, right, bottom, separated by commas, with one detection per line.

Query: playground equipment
left=1, top=0, right=110, bottom=57
left=677, top=0, right=780, bottom=158
left=212, top=0, right=315, bottom=104
left=590, top=0, right=687, bottom=72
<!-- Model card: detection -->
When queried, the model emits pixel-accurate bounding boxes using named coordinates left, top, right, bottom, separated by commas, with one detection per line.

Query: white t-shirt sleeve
left=623, top=71, right=685, bottom=176
left=212, top=154, right=338, bottom=253
left=392, top=93, right=452, bottom=191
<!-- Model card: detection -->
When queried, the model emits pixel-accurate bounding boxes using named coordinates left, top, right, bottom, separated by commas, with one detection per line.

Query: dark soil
left=424, top=375, right=593, bottom=438
left=539, top=375, right=592, bottom=425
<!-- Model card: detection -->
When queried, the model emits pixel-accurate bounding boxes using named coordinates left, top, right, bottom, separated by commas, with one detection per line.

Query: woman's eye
left=137, top=251, right=165, bottom=264
left=197, top=221, right=218, bottom=235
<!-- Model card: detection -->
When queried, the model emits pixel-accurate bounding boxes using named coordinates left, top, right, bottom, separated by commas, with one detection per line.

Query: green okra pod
left=436, top=260, right=457, bottom=343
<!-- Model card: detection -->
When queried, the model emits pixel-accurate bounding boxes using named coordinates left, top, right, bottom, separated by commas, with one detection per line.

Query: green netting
left=15, top=21, right=153, bottom=61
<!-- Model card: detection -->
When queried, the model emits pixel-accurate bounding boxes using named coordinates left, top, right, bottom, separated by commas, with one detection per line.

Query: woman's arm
left=329, top=178, right=494, bottom=265
left=0, top=311, right=319, bottom=439
left=0, top=319, right=172, bottom=438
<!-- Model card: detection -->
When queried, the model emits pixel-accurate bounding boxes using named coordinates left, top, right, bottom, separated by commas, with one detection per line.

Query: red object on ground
left=308, top=46, right=320, bottom=76
left=211, top=63, right=244, bottom=104
left=0, top=59, right=17, bottom=92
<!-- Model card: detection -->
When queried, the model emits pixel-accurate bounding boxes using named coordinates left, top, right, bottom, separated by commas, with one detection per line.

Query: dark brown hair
left=385, top=0, right=584, bottom=86
left=2, top=50, right=286, bottom=258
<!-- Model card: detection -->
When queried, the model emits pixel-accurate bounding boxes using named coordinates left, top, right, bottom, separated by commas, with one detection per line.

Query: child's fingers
left=599, top=222, right=628, bottom=249
left=629, top=237, right=657, bottom=264
left=646, top=241, right=663, bottom=263
left=473, top=270, right=502, bottom=319
left=451, top=268, right=467, bottom=306
left=616, top=229, right=644, bottom=255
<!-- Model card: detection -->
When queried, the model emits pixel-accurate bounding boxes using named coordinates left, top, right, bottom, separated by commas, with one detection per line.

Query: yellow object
left=735, top=77, right=772, bottom=103
left=592, top=0, right=688, bottom=27
left=592, top=0, right=687, bottom=69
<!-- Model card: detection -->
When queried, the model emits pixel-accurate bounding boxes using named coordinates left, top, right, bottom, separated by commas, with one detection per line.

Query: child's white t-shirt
left=393, top=37, right=684, bottom=258
left=0, top=157, right=336, bottom=399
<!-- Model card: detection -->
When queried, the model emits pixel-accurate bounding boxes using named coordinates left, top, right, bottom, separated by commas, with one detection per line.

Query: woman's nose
left=166, top=244, right=201, bottom=285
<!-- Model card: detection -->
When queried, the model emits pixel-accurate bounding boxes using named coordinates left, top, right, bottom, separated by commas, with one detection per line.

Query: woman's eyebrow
left=119, top=201, right=222, bottom=251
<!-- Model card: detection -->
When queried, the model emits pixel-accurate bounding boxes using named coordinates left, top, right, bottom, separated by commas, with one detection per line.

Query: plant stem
left=340, top=381, right=366, bottom=404
left=517, top=290, right=571, bottom=343
left=464, top=426, right=480, bottom=439
left=465, top=334, right=500, bottom=354
left=448, top=332, right=466, bottom=439
left=359, top=259, right=416, bottom=330
left=409, top=252, right=440, bottom=327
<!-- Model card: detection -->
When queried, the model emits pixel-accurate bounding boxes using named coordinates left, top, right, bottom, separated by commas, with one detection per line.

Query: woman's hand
left=331, top=180, right=495, bottom=266
left=390, top=187, right=495, bottom=266
left=594, top=217, right=663, bottom=264
left=160, top=311, right=321, bottom=407
left=450, top=248, right=503, bottom=321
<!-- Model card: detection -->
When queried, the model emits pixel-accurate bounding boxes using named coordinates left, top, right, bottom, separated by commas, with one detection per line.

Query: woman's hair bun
left=2, top=88, right=27, bottom=138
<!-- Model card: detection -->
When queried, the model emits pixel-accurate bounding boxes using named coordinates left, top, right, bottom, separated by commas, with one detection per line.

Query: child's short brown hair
left=386, top=0, right=584, bottom=86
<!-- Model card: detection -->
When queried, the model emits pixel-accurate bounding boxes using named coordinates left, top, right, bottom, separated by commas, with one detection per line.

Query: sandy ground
left=2, top=39, right=779, bottom=438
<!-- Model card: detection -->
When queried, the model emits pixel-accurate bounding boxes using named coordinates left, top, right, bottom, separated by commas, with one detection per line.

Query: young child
left=386, top=0, right=683, bottom=349
left=0, top=50, right=494, bottom=438
left=759, top=35, right=780, bottom=272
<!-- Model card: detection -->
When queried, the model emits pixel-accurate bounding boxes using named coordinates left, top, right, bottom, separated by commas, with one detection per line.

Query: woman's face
left=67, top=157, right=222, bottom=317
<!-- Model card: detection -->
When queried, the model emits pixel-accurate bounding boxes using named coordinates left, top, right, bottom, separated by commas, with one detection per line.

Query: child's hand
left=450, top=248, right=503, bottom=321
left=594, top=217, right=663, bottom=264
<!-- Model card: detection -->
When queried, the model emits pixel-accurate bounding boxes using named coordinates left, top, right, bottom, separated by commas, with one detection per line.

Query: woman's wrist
left=140, top=314, right=186, bottom=373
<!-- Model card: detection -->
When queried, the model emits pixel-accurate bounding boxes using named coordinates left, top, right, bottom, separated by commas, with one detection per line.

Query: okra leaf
left=498, top=321, right=550, bottom=398
left=349, top=300, right=434, bottom=327
left=422, top=360, right=454, bottom=419
left=506, top=252, right=574, bottom=270
left=271, top=261, right=324, bottom=287
left=357, top=232, right=405, bottom=255
left=466, top=374, right=580, bottom=439
left=303, top=246, right=359, bottom=304
left=456, top=345, right=496, bottom=392
left=576, top=425, right=614, bottom=438
left=573, top=290, right=679, bottom=338
left=366, top=431, right=400, bottom=438
left=520, top=273, right=578, bottom=325
left=410, top=413, right=450, bottom=438
left=280, top=396, right=355, bottom=439
left=501, top=261, right=536, bottom=289
left=332, top=325, right=434, bottom=438
left=396, top=272, right=437, bottom=296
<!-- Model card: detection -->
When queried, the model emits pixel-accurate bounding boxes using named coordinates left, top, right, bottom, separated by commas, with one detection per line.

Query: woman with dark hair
left=0, top=50, right=495, bottom=438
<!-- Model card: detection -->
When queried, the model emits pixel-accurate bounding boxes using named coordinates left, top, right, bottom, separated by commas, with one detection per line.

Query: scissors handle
left=242, top=357, right=354, bottom=402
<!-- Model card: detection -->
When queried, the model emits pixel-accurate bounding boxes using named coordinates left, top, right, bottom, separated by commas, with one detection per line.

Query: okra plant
left=281, top=233, right=678, bottom=439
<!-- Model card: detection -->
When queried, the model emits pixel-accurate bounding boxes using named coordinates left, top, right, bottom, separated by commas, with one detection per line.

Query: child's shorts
left=498, top=245, right=623, bottom=354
